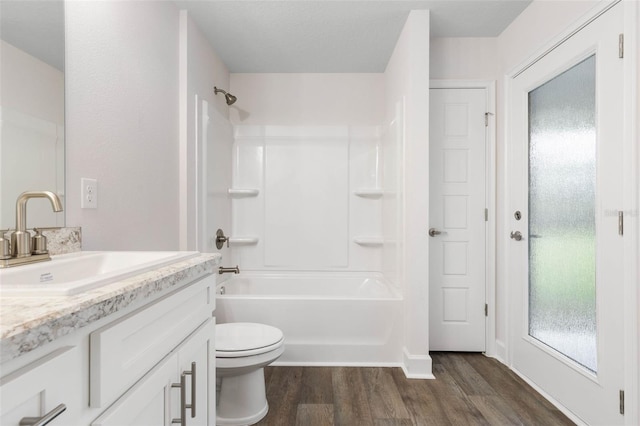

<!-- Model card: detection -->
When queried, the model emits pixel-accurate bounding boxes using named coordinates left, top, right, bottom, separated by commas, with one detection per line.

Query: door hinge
left=485, top=303, right=488, bottom=317
left=620, top=389, right=624, bottom=415
left=618, top=211, right=624, bottom=236
left=485, top=208, right=488, bottom=222
left=619, top=34, right=624, bottom=58
left=484, top=112, right=493, bottom=127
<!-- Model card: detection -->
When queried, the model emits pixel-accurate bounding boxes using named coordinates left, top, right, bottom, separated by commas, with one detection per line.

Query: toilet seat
left=216, top=322, right=284, bottom=358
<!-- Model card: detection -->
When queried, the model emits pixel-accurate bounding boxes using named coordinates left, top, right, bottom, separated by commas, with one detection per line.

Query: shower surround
left=216, top=119, right=405, bottom=365
left=229, top=124, right=385, bottom=273
left=220, top=11, right=431, bottom=375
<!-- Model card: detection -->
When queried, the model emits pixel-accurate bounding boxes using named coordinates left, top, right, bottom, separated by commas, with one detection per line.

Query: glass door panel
left=528, top=55, right=597, bottom=372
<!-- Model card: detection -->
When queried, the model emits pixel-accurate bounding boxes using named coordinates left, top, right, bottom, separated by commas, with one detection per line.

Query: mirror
left=0, top=0, right=65, bottom=229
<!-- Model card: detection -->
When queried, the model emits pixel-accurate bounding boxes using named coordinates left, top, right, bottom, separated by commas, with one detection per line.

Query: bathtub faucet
left=219, top=265, right=240, bottom=275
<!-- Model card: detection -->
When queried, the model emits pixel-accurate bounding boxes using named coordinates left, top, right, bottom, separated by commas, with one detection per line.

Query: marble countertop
left=0, top=252, right=221, bottom=364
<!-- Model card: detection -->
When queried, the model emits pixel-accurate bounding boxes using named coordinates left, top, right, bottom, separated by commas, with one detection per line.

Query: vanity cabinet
left=177, top=319, right=213, bottom=426
left=91, top=319, right=213, bottom=426
left=0, top=265, right=217, bottom=426
left=90, top=274, right=215, bottom=425
left=0, top=346, right=82, bottom=425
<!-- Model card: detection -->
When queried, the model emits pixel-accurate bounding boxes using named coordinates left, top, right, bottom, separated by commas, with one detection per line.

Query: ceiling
left=176, top=0, right=532, bottom=73
left=0, top=0, right=532, bottom=74
left=0, top=0, right=65, bottom=71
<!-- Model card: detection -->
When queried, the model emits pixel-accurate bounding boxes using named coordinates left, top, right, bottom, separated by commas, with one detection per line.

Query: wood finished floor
left=255, top=352, right=574, bottom=426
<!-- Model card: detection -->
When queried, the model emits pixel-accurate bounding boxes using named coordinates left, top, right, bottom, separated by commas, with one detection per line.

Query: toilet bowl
left=216, top=322, right=285, bottom=426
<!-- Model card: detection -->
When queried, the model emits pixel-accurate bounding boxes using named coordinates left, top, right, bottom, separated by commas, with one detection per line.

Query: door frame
left=429, top=80, right=497, bottom=357
left=503, top=1, right=639, bottom=423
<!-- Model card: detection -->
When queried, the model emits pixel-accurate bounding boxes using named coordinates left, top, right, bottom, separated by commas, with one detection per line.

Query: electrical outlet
left=81, top=178, right=98, bottom=209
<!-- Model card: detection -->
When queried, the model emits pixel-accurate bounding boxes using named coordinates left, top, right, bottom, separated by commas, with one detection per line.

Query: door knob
left=428, top=228, right=442, bottom=237
left=510, top=231, right=523, bottom=241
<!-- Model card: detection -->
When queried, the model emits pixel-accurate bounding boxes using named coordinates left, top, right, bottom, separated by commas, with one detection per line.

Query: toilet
left=215, top=322, right=285, bottom=425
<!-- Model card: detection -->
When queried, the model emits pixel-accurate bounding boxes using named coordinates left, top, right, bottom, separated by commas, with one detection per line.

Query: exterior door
left=508, top=3, right=624, bottom=424
left=429, top=88, right=487, bottom=352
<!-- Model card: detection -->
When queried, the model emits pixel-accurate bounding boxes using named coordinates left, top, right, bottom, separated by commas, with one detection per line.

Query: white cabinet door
left=0, top=346, right=81, bottom=426
left=90, top=277, right=213, bottom=408
left=176, top=319, right=214, bottom=426
left=91, top=352, right=177, bottom=426
left=93, top=320, right=214, bottom=426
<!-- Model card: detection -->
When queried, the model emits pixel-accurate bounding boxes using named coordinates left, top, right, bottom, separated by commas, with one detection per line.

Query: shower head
left=214, top=86, right=237, bottom=105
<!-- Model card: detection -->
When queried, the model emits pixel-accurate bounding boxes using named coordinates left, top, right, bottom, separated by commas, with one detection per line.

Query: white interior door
left=508, top=4, right=624, bottom=424
left=429, top=88, right=487, bottom=352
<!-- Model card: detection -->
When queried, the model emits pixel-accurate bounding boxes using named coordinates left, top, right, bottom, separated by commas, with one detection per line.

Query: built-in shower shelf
left=353, top=237, right=384, bottom=246
left=228, top=237, right=259, bottom=246
left=353, top=188, right=383, bottom=199
left=228, top=188, right=260, bottom=197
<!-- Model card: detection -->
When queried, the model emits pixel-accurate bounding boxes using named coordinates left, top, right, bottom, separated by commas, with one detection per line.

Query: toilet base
left=216, top=368, right=269, bottom=425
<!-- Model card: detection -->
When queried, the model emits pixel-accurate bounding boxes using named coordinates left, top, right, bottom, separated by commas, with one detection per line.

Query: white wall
left=179, top=11, right=232, bottom=258
left=497, top=1, right=599, bottom=73
left=384, top=10, right=431, bottom=378
left=65, top=1, right=180, bottom=250
left=430, top=37, right=498, bottom=80
left=229, top=73, right=384, bottom=125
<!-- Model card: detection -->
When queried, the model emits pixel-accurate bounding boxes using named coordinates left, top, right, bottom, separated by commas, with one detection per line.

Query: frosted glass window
left=528, top=55, right=597, bottom=372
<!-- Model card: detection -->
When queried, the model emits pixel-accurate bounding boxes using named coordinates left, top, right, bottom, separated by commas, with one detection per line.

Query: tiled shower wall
left=231, top=125, right=383, bottom=272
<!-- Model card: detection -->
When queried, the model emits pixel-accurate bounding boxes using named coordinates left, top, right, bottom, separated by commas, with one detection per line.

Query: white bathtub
left=215, top=272, right=403, bottom=366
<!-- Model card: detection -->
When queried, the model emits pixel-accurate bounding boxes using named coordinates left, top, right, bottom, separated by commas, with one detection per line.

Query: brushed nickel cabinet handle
left=171, top=374, right=187, bottom=426
left=186, top=362, right=196, bottom=418
left=19, top=403, right=66, bottom=426
left=171, top=362, right=196, bottom=424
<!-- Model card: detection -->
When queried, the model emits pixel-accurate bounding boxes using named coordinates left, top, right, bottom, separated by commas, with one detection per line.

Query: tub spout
left=219, top=266, right=240, bottom=275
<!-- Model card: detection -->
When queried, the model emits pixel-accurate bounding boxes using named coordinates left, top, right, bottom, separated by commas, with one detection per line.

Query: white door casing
left=429, top=87, right=487, bottom=352
left=507, top=3, right=624, bottom=424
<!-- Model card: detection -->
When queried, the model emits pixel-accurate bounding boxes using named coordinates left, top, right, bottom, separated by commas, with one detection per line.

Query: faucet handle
left=31, top=228, right=48, bottom=255
left=215, top=229, right=230, bottom=249
left=0, top=232, right=11, bottom=260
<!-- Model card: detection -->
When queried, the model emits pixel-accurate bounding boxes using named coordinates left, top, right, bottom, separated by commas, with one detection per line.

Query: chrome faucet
left=0, top=191, right=63, bottom=268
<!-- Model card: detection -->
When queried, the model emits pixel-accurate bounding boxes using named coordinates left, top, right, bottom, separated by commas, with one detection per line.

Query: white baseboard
left=494, top=339, right=507, bottom=364
left=400, top=347, right=434, bottom=379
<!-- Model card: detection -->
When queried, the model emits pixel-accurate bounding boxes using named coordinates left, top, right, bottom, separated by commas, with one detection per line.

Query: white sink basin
left=0, top=251, right=200, bottom=297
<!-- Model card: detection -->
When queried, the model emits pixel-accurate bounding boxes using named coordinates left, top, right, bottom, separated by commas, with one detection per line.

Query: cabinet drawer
left=0, top=346, right=81, bottom=426
left=90, top=275, right=213, bottom=407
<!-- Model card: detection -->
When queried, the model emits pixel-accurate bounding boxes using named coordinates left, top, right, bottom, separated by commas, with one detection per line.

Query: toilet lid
left=216, top=323, right=284, bottom=354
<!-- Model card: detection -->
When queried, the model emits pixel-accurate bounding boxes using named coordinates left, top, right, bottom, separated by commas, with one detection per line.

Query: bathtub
left=215, top=272, right=403, bottom=366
